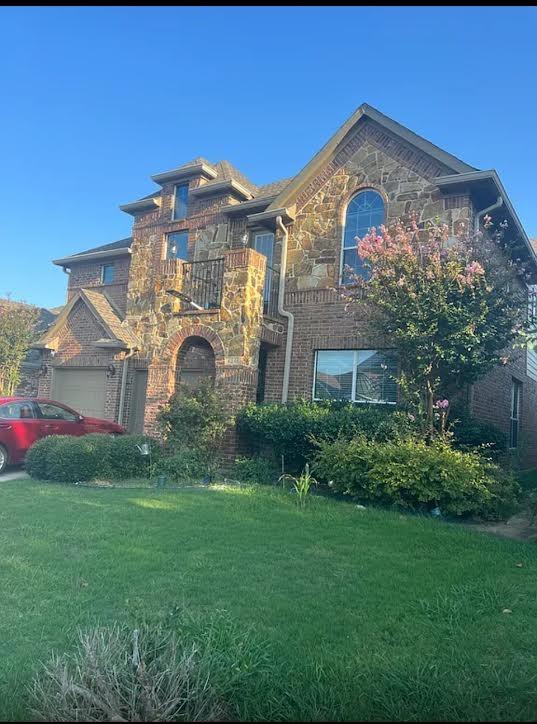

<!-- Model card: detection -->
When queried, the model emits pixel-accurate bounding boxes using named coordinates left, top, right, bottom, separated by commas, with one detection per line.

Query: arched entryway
left=175, top=336, right=216, bottom=391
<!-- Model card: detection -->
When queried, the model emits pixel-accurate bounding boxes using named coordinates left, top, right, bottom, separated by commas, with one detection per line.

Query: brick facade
left=31, top=108, right=537, bottom=466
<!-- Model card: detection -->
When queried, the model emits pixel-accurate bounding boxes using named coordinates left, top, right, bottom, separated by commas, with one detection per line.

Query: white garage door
left=52, top=368, right=107, bottom=419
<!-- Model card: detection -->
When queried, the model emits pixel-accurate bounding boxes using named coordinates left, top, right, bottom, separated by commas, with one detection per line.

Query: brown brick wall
left=68, top=256, right=131, bottom=314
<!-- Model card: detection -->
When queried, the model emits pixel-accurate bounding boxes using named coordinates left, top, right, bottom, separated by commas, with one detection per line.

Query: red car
left=0, top=397, right=124, bottom=474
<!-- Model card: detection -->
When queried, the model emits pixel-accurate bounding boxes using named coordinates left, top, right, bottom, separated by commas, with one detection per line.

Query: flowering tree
left=343, top=214, right=527, bottom=437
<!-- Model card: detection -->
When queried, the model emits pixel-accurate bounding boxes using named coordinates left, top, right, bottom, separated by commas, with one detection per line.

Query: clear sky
left=1, top=6, right=536, bottom=309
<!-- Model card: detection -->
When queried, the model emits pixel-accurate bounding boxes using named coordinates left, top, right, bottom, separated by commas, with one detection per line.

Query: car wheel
left=0, top=445, right=8, bottom=475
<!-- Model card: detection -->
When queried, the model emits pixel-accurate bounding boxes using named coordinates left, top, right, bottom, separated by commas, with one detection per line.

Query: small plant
left=279, top=463, right=318, bottom=507
left=233, top=456, right=280, bottom=485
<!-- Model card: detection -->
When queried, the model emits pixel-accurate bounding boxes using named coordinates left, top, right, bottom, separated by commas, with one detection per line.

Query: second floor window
left=341, top=189, right=385, bottom=284
left=510, top=379, right=522, bottom=449
left=252, top=232, right=275, bottom=307
left=167, top=231, right=189, bottom=260
left=173, top=183, right=189, bottom=220
left=101, top=264, right=115, bottom=284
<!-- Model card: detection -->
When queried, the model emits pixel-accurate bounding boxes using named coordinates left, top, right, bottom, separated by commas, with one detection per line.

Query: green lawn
left=1, top=481, right=537, bottom=721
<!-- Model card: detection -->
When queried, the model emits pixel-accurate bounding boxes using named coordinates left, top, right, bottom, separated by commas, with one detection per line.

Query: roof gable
left=268, top=103, right=476, bottom=212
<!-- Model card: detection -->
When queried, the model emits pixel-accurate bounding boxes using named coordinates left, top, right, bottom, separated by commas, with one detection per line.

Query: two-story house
left=32, top=104, right=537, bottom=464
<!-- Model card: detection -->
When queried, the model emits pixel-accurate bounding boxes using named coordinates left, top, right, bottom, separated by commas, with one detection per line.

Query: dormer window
left=167, top=231, right=189, bottom=260
left=173, top=183, right=189, bottom=221
left=101, top=263, right=115, bottom=284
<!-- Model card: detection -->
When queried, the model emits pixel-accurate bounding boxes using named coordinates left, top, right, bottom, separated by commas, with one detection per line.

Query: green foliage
left=449, top=403, right=508, bottom=460
left=344, top=216, right=527, bottom=435
left=25, top=434, right=161, bottom=484
left=237, top=399, right=415, bottom=472
left=314, top=437, right=519, bottom=519
left=232, top=456, right=280, bottom=485
left=156, top=448, right=208, bottom=484
left=0, top=297, right=40, bottom=396
left=25, top=434, right=68, bottom=480
left=279, top=463, right=318, bottom=507
left=157, top=382, right=230, bottom=453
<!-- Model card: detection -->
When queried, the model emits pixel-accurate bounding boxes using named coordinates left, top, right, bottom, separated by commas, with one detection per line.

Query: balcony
left=263, top=267, right=280, bottom=318
left=182, top=258, right=225, bottom=311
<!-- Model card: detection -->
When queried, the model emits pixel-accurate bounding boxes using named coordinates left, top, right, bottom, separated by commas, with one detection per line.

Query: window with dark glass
left=101, top=264, right=115, bottom=284
left=166, top=231, right=189, bottom=260
left=173, top=183, right=189, bottom=221
left=510, top=379, right=522, bottom=449
left=341, top=190, right=385, bottom=284
left=313, top=349, right=397, bottom=404
left=252, top=232, right=275, bottom=310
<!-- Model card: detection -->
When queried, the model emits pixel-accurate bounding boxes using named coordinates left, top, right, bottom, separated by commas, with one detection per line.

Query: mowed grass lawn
left=1, top=481, right=537, bottom=721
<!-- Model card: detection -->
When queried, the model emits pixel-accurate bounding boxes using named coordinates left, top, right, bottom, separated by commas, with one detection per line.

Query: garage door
left=52, top=368, right=107, bottom=419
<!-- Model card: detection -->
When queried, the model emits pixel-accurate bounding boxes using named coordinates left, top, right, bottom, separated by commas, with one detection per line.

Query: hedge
left=25, top=434, right=162, bottom=484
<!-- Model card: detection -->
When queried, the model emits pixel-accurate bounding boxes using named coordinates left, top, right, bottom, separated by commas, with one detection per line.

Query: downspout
left=467, top=195, right=504, bottom=410
left=118, top=348, right=137, bottom=428
left=275, top=215, right=295, bottom=403
left=474, top=195, right=503, bottom=234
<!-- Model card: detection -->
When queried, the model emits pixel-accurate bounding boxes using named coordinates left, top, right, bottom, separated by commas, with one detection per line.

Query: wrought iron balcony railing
left=181, top=258, right=224, bottom=311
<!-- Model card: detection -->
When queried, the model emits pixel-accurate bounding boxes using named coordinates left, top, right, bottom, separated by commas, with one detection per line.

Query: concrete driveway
left=0, top=468, right=29, bottom=482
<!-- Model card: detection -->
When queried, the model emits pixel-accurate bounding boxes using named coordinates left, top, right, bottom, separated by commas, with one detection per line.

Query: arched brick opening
left=175, top=336, right=216, bottom=392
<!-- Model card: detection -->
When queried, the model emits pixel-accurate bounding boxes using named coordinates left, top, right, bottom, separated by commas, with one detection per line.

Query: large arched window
left=341, top=190, right=385, bottom=283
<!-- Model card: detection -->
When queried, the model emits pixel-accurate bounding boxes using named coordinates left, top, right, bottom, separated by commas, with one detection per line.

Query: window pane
left=342, top=248, right=369, bottom=283
left=167, top=231, right=189, bottom=260
left=314, top=351, right=354, bottom=401
left=102, top=264, right=115, bottom=284
left=0, top=402, right=35, bottom=419
left=355, top=350, right=397, bottom=403
left=342, top=190, right=384, bottom=283
left=173, top=184, right=188, bottom=220
left=253, top=233, right=275, bottom=268
left=38, top=403, right=77, bottom=421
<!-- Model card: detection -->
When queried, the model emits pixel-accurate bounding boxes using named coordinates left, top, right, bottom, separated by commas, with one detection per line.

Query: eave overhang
left=151, top=163, right=218, bottom=185
left=119, top=197, right=161, bottom=216
left=53, top=247, right=132, bottom=268
left=435, top=169, right=537, bottom=280
left=246, top=206, right=296, bottom=229
left=189, top=179, right=254, bottom=201
left=222, top=195, right=277, bottom=216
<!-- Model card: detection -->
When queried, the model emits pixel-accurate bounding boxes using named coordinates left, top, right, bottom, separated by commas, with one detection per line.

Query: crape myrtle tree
left=0, top=296, right=39, bottom=396
left=342, top=213, right=529, bottom=438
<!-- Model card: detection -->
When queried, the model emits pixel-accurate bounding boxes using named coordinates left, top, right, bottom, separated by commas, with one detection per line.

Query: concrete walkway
left=0, top=469, right=29, bottom=482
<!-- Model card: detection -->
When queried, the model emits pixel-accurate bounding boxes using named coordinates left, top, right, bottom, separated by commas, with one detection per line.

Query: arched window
left=341, top=190, right=385, bottom=283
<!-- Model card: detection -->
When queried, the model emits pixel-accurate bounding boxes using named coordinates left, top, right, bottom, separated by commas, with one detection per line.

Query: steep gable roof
left=268, top=103, right=476, bottom=212
left=33, top=289, right=140, bottom=351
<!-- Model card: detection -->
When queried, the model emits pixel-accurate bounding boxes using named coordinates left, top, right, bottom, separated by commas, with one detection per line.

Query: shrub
left=43, top=434, right=113, bottom=484
left=25, top=434, right=161, bottom=484
left=449, top=404, right=508, bottom=460
left=29, top=612, right=274, bottom=722
left=314, top=437, right=519, bottom=519
left=25, top=435, right=69, bottom=480
left=237, top=399, right=415, bottom=472
left=157, top=382, right=231, bottom=455
left=233, top=456, right=280, bottom=485
left=156, top=448, right=208, bottom=483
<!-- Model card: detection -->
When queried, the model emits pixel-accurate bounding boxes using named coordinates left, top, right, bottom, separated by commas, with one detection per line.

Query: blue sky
left=1, top=6, right=536, bottom=308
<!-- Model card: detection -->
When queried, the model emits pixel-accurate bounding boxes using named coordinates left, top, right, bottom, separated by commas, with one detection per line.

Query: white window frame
left=509, top=378, right=522, bottom=449
left=312, top=349, right=397, bottom=405
left=339, top=189, right=385, bottom=286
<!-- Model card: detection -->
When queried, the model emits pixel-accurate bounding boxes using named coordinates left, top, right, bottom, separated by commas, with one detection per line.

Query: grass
left=1, top=481, right=537, bottom=721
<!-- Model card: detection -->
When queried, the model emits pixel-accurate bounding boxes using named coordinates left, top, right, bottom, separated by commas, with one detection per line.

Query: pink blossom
left=435, top=399, right=449, bottom=410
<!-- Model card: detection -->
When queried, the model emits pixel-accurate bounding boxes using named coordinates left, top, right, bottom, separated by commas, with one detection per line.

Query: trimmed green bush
left=233, top=456, right=280, bottom=485
left=25, top=434, right=161, bottom=484
left=314, top=437, right=519, bottom=519
left=155, top=448, right=208, bottom=483
left=237, top=399, right=415, bottom=472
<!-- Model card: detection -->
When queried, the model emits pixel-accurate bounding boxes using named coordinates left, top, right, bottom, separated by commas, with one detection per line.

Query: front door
left=129, top=370, right=148, bottom=434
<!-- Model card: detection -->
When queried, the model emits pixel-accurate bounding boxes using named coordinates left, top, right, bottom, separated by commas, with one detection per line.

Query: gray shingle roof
left=71, top=237, right=133, bottom=258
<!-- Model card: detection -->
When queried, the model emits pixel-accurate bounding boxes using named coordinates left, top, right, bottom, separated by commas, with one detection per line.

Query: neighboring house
left=32, top=104, right=537, bottom=463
